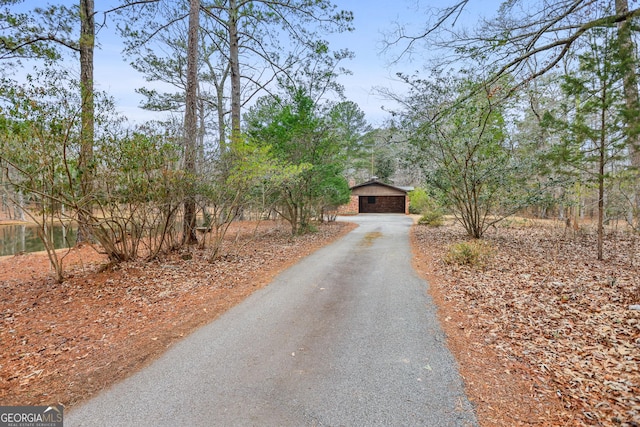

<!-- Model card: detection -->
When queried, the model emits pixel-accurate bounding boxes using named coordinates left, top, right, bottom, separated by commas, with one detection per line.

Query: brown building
left=338, top=180, right=411, bottom=214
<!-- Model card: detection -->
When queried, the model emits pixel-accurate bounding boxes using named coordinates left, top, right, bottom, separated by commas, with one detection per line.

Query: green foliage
left=444, top=240, right=492, bottom=267
left=91, top=127, right=185, bottom=262
left=0, top=3, right=76, bottom=68
left=400, top=71, right=537, bottom=238
left=297, top=222, right=318, bottom=234
left=0, top=70, right=85, bottom=279
left=315, top=165, right=351, bottom=208
left=418, top=211, right=443, bottom=227
left=410, top=187, right=444, bottom=226
left=408, top=187, right=431, bottom=214
left=373, top=151, right=395, bottom=183
left=0, top=70, right=187, bottom=264
left=195, top=136, right=312, bottom=258
left=328, top=101, right=372, bottom=180
left=540, top=28, right=628, bottom=259
left=541, top=29, right=626, bottom=180
left=246, top=88, right=349, bottom=234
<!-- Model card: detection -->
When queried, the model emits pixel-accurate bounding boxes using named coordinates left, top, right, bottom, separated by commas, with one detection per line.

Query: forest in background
left=1, top=0, right=640, bottom=275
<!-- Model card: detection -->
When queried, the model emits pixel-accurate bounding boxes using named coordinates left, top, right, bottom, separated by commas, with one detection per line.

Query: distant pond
left=0, top=224, right=77, bottom=256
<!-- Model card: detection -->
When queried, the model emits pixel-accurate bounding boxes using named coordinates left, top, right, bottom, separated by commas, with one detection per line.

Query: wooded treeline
left=2, top=0, right=640, bottom=281
left=0, top=0, right=389, bottom=281
left=385, top=0, right=640, bottom=262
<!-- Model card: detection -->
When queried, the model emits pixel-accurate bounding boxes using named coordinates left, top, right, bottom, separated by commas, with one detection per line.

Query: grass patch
left=418, top=211, right=444, bottom=227
left=444, top=240, right=493, bottom=267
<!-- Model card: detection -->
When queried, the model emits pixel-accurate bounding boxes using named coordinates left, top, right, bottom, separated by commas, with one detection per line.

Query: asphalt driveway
left=66, top=214, right=478, bottom=426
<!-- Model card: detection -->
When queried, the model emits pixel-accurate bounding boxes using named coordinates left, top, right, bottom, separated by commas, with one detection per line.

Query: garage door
left=359, top=196, right=405, bottom=213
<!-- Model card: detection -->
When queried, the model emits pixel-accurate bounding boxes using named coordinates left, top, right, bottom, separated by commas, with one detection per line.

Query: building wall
left=335, top=195, right=359, bottom=215
left=332, top=182, right=411, bottom=215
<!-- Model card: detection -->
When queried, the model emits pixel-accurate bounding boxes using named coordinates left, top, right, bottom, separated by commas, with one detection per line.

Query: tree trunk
left=228, top=0, right=241, bottom=144
left=598, top=142, right=605, bottom=261
left=598, top=93, right=607, bottom=261
left=616, top=0, right=640, bottom=224
left=78, top=0, right=94, bottom=242
left=198, top=97, right=205, bottom=169
left=182, top=0, right=200, bottom=245
left=216, top=78, right=227, bottom=154
left=15, top=191, right=25, bottom=221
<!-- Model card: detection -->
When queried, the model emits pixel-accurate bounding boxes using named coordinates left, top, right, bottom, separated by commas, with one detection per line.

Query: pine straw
left=413, top=219, right=640, bottom=427
left=0, top=220, right=355, bottom=408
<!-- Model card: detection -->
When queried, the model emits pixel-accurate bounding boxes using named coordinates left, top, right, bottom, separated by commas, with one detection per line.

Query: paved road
left=67, top=215, right=478, bottom=426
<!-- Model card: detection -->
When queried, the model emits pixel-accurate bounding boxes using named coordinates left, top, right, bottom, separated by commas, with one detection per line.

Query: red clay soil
left=0, top=220, right=355, bottom=408
left=412, top=229, right=567, bottom=426
left=412, top=219, right=639, bottom=427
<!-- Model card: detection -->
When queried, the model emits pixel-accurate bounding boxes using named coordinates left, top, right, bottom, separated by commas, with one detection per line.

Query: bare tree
left=387, top=0, right=640, bottom=221
left=387, top=1, right=639, bottom=85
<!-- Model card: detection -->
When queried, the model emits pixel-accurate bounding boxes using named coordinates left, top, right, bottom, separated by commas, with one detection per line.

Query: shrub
left=444, top=240, right=492, bottom=266
left=418, top=210, right=444, bottom=226
left=409, top=187, right=431, bottom=214
left=409, top=188, right=445, bottom=227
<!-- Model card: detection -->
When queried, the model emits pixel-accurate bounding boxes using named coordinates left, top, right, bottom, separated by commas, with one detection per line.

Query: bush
left=444, top=240, right=492, bottom=266
left=409, top=188, right=431, bottom=214
left=418, top=210, right=444, bottom=226
left=409, top=188, right=445, bottom=226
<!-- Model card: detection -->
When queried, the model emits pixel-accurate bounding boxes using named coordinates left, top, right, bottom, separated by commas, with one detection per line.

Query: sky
left=87, top=0, right=503, bottom=127
left=323, top=0, right=503, bottom=126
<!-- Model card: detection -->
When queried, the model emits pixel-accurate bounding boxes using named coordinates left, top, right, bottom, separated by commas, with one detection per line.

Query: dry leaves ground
left=0, top=220, right=355, bottom=408
left=412, top=218, right=640, bottom=427
left=2, top=216, right=639, bottom=427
